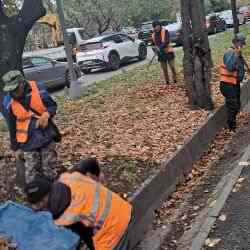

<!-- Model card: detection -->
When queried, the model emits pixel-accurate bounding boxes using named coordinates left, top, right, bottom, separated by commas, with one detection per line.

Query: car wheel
left=108, top=52, right=120, bottom=71
left=138, top=44, right=147, bottom=61
left=82, top=69, right=91, bottom=74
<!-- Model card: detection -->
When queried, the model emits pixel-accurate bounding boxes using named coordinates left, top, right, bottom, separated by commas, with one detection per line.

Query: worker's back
left=56, top=172, right=132, bottom=250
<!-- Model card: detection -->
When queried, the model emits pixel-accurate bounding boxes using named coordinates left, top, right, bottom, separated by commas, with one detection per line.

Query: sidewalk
left=205, top=157, right=250, bottom=249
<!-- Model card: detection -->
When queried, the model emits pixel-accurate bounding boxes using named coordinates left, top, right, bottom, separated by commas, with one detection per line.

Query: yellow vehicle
left=37, top=14, right=62, bottom=47
left=24, top=15, right=90, bottom=61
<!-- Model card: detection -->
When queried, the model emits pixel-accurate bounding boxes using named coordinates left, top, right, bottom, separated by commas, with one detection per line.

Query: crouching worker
left=71, top=157, right=105, bottom=183
left=25, top=172, right=133, bottom=250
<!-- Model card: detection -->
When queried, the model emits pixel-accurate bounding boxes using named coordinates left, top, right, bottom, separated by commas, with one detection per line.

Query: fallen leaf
left=205, top=238, right=221, bottom=247
left=209, top=200, right=216, bottom=208
left=232, top=183, right=242, bottom=193
left=193, top=205, right=199, bottom=211
left=239, top=161, right=250, bottom=166
left=218, top=214, right=227, bottom=222
left=181, top=215, right=187, bottom=220
left=237, top=177, right=245, bottom=183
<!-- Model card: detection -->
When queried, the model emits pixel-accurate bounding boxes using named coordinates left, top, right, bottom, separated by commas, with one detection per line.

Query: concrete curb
left=177, top=143, right=250, bottom=250
left=130, top=80, right=250, bottom=248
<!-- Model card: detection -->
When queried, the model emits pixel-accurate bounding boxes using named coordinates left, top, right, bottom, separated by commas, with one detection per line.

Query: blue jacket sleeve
left=1, top=95, right=19, bottom=151
left=159, top=29, right=170, bottom=51
left=223, top=49, right=238, bottom=72
left=37, top=81, right=57, bottom=117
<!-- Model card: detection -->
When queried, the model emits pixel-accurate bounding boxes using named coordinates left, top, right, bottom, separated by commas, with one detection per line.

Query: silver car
left=23, top=56, right=82, bottom=89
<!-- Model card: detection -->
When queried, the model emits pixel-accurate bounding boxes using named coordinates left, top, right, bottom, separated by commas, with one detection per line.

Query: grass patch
left=0, top=120, right=7, bottom=133
left=57, top=25, right=250, bottom=106
left=54, top=25, right=250, bottom=195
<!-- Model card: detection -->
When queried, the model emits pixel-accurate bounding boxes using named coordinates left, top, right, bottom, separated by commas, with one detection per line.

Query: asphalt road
left=81, top=46, right=155, bottom=87
left=52, top=46, right=157, bottom=96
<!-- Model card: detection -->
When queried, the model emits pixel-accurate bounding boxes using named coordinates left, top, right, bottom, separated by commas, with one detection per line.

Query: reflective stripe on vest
left=55, top=172, right=132, bottom=250
left=220, top=62, right=237, bottom=85
left=11, top=81, right=47, bottom=143
left=95, top=190, right=112, bottom=230
left=152, top=28, right=173, bottom=53
left=56, top=173, right=113, bottom=232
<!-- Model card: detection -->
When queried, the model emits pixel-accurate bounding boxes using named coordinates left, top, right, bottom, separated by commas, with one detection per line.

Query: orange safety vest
left=219, top=48, right=240, bottom=85
left=55, top=172, right=132, bottom=250
left=11, top=81, right=47, bottom=143
left=72, top=47, right=80, bottom=56
left=152, top=28, right=173, bottom=53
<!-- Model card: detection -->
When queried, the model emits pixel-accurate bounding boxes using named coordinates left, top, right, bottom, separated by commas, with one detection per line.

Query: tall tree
left=0, top=0, right=46, bottom=94
left=231, top=0, right=239, bottom=34
left=181, top=0, right=214, bottom=110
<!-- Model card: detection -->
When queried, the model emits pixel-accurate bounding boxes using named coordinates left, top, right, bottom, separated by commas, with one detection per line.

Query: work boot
left=173, top=75, right=177, bottom=84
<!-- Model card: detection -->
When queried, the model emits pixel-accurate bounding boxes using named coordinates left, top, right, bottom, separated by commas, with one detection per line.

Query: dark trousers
left=220, top=82, right=241, bottom=130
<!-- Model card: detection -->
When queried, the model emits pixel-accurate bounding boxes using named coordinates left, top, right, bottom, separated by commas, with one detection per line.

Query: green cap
left=2, top=70, right=25, bottom=92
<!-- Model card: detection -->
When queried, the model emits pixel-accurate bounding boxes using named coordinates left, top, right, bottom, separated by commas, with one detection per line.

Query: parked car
left=121, top=26, right=137, bottom=35
left=164, top=22, right=182, bottom=46
left=239, top=6, right=250, bottom=22
left=137, top=19, right=173, bottom=44
left=121, top=26, right=138, bottom=39
left=23, top=56, right=82, bottom=89
left=138, top=22, right=154, bottom=44
left=76, top=33, right=147, bottom=73
left=218, top=10, right=245, bottom=27
left=206, top=14, right=227, bottom=34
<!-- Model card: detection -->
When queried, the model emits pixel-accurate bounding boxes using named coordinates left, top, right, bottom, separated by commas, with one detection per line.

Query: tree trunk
left=180, top=0, right=214, bottom=110
left=0, top=0, right=46, bottom=93
left=231, top=0, right=239, bottom=35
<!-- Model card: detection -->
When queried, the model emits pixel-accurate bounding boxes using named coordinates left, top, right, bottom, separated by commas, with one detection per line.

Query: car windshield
left=166, top=23, right=181, bottom=31
left=161, top=20, right=170, bottom=26
left=220, top=11, right=232, bottom=17
left=206, top=15, right=216, bottom=20
left=141, top=23, right=152, bottom=29
left=78, top=30, right=89, bottom=40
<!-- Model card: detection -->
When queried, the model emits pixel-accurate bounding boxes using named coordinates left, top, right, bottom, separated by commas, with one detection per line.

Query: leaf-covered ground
left=0, top=26, right=249, bottom=201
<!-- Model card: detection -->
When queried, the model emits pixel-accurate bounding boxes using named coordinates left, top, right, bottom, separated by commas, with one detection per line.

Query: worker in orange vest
left=25, top=170, right=133, bottom=250
left=151, top=20, right=177, bottom=84
left=220, top=34, right=250, bottom=131
left=71, top=157, right=105, bottom=183
left=1, top=71, right=59, bottom=183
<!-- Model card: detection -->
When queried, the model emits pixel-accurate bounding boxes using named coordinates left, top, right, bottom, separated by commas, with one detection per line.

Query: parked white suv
left=76, top=33, right=147, bottom=73
left=218, top=10, right=245, bottom=27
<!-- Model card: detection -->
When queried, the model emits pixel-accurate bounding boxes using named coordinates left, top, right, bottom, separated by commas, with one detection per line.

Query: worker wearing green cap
left=1, top=70, right=59, bottom=184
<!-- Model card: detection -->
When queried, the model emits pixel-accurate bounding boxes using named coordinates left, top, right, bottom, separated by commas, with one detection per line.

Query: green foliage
left=63, top=0, right=127, bottom=34
left=204, top=0, right=230, bottom=14
left=63, top=0, right=180, bottom=33
left=124, top=0, right=179, bottom=26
